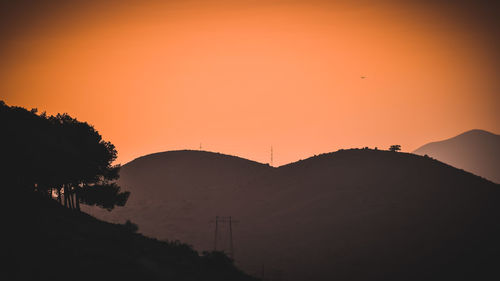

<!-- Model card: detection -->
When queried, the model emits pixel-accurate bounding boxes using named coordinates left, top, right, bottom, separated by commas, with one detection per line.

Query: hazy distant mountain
left=85, top=149, right=500, bottom=281
left=413, top=129, right=500, bottom=183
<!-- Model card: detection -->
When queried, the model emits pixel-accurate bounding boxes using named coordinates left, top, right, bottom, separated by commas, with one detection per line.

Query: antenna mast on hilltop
left=271, top=146, right=273, bottom=167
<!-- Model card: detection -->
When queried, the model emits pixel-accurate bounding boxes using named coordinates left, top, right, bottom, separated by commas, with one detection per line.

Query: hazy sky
left=1, top=0, right=499, bottom=166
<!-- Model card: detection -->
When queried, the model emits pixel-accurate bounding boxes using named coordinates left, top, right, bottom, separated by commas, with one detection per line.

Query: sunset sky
left=1, top=0, right=499, bottom=166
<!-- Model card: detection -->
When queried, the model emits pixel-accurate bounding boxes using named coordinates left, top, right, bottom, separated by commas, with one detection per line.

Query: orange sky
left=1, top=0, right=498, bottom=166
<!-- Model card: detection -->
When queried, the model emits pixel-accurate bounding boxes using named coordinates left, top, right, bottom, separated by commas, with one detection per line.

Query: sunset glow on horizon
left=1, top=0, right=498, bottom=166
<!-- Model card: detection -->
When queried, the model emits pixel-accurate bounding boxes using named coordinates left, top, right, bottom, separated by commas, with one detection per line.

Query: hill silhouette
left=85, top=148, right=500, bottom=281
left=413, top=129, right=500, bottom=183
left=84, top=150, right=273, bottom=248
left=6, top=187, right=257, bottom=281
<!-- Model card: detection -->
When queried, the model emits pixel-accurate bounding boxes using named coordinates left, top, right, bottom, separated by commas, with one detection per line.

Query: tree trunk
left=57, top=188, right=62, bottom=204
left=68, top=186, right=74, bottom=209
left=75, top=187, right=80, bottom=211
left=63, top=185, right=68, bottom=208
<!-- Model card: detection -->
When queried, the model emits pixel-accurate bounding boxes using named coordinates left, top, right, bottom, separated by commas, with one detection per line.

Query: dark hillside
left=84, top=150, right=273, bottom=249
left=85, top=149, right=500, bottom=281
left=5, top=188, right=257, bottom=281
left=237, top=149, right=500, bottom=280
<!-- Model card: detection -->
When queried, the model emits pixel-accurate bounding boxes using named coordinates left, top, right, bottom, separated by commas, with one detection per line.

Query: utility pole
left=262, top=264, right=265, bottom=280
left=213, top=215, right=218, bottom=250
left=229, top=216, right=234, bottom=259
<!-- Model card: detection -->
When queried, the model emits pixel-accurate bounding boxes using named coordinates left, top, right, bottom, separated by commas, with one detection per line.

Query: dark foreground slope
left=5, top=189, right=257, bottom=281
left=86, top=149, right=500, bottom=281
left=413, top=129, right=500, bottom=183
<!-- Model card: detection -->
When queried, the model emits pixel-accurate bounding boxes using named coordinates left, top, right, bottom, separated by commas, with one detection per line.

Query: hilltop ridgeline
left=86, top=148, right=500, bottom=281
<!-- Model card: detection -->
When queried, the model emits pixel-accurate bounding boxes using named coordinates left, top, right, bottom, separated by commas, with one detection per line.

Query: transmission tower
left=212, top=216, right=238, bottom=259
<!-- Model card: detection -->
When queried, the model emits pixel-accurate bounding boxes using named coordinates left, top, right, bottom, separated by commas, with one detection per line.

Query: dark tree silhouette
left=48, top=113, right=128, bottom=210
left=0, top=100, right=129, bottom=210
left=123, top=219, right=139, bottom=233
left=389, top=144, right=401, bottom=152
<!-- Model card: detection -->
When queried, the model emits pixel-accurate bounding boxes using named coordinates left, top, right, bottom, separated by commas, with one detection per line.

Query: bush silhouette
left=389, top=144, right=401, bottom=152
left=124, top=219, right=139, bottom=233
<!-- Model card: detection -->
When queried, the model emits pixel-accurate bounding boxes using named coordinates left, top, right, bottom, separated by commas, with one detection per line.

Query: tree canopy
left=1, top=100, right=129, bottom=210
left=389, top=144, right=401, bottom=152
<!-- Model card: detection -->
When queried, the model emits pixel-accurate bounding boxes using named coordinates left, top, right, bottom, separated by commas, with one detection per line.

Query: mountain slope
left=413, top=129, right=500, bottom=183
left=235, top=149, right=500, bottom=280
left=6, top=189, right=257, bottom=281
left=85, top=149, right=500, bottom=281
left=84, top=150, right=273, bottom=249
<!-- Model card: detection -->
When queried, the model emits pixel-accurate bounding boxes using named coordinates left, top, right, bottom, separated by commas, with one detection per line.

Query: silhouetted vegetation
left=389, top=144, right=401, bottom=152
left=124, top=219, right=139, bottom=233
left=2, top=101, right=257, bottom=280
left=5, top=188, right=257, bottom=281
left=0, top=100, right=129, bottom=210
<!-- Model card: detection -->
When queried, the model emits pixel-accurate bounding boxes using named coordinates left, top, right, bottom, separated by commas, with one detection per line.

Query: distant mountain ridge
left=84, top=148, right=500, bottom=281
left=413, top=129, right=500, bottom=183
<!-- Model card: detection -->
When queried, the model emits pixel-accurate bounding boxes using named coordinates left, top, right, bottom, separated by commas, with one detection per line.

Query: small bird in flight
left=361, top=76, right=367, bottom=79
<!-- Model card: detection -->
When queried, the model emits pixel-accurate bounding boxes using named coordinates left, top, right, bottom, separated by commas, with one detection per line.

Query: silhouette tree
left=48, top=113, right=129, bottom=210
left=0, top=100, right=129, bottom=210
left=389, top=145, right=401, bottom=152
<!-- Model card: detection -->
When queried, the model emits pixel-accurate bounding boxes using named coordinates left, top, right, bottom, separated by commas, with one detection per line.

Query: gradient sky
left=1, top=0, right=499, bottom=166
